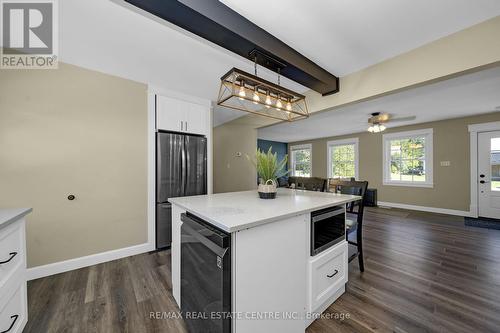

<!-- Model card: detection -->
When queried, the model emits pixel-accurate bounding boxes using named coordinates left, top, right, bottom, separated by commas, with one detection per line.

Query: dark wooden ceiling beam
left=124, top=0, right=339, bottom=96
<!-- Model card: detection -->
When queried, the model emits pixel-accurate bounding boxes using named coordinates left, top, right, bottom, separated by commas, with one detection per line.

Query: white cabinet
left=156, top=95, right=208, bottom=135
left=307, top=241, right=348, bottom=312
left=186, top=103, right=208, bottom=135
left=0, top=210, right=30, bottom=333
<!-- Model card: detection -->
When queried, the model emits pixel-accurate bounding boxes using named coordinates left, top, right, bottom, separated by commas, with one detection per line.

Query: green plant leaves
left=246, top=147, right=289, bottom=183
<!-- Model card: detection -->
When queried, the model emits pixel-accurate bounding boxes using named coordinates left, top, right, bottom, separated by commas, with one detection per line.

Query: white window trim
left=290, top=143, right=312, bottom=177
left=382, top=128, right=434, bottom=188
left=327, top=138, right=359, bottom=179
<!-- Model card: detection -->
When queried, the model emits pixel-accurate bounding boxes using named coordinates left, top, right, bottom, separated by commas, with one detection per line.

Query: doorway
left=478, top=131, right=500, bottom=218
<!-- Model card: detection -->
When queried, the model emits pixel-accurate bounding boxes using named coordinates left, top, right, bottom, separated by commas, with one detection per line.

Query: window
left=383, top=129, right=433, bottom=187
left=290, top=144, right=312, bottom=177
left=327, top=138, right=359, bottom=179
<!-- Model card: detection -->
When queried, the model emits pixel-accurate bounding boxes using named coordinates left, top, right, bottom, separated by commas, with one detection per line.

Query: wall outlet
left=440, top=161, right=451, bottom=167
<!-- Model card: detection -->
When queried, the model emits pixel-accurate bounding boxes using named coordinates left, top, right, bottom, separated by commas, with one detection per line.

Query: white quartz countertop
left=169, top=188, right=360, bottom=233
left=0, top=208, right=32, bottom=230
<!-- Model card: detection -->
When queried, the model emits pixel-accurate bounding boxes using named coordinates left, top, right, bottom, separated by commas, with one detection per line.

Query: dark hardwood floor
left=25, top=207, right=500, bottom=333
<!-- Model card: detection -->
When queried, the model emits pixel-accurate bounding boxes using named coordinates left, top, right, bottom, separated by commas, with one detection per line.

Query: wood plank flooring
left=25, top=207, right=500, bottom=333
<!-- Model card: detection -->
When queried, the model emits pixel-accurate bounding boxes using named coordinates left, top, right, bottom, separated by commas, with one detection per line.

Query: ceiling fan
left=367, top=112, right=416, bottom=133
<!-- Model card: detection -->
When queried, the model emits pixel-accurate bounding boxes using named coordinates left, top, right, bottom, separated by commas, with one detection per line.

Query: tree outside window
left=389, top=137, right=426, bottom=182
left=291, top=145, right=311, bottom=177
left=383, top=128, right=433, bottom=187
left=330, top=144, right=356, bottom=178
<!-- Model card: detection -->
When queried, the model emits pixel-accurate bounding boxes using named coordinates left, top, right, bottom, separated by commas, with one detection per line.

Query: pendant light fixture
left=217, top=51, right=309, bottom=122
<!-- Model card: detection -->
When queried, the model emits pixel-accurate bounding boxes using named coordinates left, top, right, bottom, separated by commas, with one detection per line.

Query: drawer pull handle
left=1, top=315, right=19, bottom=333
left=0, top=252, right=17, bottom=265
left=327, top=269, right=339, bottom=278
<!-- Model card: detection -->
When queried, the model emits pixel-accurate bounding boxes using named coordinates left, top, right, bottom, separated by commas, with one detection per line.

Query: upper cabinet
left=156, top=95, right=209, bottom=136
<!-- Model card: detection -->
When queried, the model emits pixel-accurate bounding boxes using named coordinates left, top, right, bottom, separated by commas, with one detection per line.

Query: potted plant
left=247, top=147, right=289, bottom=199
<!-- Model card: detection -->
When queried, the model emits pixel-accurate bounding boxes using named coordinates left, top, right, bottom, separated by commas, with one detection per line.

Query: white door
left=478, top=131, right=500, bottom=219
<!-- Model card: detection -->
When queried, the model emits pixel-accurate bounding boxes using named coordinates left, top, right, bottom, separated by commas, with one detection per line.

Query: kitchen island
left=169, top=188, right=360, bottom=333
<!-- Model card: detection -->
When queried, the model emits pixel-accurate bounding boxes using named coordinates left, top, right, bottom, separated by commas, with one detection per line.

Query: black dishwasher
left=180, top=212, right=231, bottom=333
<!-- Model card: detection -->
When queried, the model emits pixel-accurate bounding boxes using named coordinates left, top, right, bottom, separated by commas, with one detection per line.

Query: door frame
left=468, top=121, right=500, bottom=218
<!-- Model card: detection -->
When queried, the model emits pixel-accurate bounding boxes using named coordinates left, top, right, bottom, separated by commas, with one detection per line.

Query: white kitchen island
left=169, top=188, right=360, bottom=333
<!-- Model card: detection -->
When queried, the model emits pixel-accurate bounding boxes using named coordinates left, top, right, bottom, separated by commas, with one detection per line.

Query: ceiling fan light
left=286, top=99, right=292, bottom=111
left=379, top=124, right=386, bottom=132
left=367, top=126, right=374, bottom=133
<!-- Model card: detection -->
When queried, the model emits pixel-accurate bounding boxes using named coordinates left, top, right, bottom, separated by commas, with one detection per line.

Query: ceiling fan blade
left=368, top=112, right=391, bottom=123
left=387, top=116, right=416, bottom=123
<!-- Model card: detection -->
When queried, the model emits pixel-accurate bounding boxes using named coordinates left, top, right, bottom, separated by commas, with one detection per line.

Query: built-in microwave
left=310, top=205, right=346, bottom=256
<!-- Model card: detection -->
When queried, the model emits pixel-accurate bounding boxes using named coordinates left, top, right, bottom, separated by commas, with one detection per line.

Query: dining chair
left=328, top=178, right=369, bottom=272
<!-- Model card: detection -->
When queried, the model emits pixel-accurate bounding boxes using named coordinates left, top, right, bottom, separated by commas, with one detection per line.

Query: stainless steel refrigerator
left=156, top=132, right=207, bottom=249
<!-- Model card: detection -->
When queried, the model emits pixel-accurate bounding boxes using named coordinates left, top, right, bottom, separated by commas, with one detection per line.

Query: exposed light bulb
left=265, top=92, right=272, bottom=108
left=276, top=99, right=283, bottom=109
left=252, top=88, right=260, bottom=104
left=238, top=81, right=246, bottom=100
left=379, top=124, right=386, bottom=132
left=367, top=126, right=374, bottom=133
left=286, top=100, right=292, bottom=111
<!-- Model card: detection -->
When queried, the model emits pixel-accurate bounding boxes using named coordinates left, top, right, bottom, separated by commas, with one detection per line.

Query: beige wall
left=0, top=63, right=148, bottom=267
left=213, top=120, right=258, bottom=193
left=289, top=112, right=500, bottom=212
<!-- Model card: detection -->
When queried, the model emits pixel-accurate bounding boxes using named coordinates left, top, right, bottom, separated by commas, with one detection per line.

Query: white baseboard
left=377, top=201, right=473, bottom=217
left=27, top=242, right=154, bottom=281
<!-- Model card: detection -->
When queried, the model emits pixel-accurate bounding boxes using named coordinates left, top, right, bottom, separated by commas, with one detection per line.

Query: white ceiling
left=58, top=0, right=307, bottom=125
left=257, top=66, right=500, bottom=143
left=221, top=0, right=500, bottom=76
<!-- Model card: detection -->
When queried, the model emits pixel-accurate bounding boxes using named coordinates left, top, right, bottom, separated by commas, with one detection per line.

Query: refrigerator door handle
left=181, top=137, right=186, bottom=196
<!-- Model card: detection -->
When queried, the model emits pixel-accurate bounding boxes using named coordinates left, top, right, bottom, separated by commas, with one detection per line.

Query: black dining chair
left=328, top=179, right=369, bottom=272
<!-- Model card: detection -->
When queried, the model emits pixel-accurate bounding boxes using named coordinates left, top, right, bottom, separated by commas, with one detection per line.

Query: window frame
left=290, top=143, right=312, bottom=177
left=382, top=128, right=434, bottom=188
left=327, top=138, right=359, bottom=180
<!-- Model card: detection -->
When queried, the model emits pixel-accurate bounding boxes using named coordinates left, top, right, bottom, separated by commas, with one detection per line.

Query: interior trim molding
left=468, top=121, right=500, bottom=133
left=147, top=91, right=156, bottom=250
left=26, top=243, right=153, bottom=281
left=377, top=201, right=473, bottom=217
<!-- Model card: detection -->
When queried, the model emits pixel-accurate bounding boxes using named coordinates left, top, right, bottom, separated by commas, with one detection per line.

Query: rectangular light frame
left=217, top=68, right=309, bottom=122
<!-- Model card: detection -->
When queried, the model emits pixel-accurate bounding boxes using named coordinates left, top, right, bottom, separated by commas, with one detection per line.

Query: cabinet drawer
left=0, top=283, right=27, bottom=333
left=0, top=222, right=25, bottom=290
left=308, top=242, right=348, bottom=312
